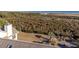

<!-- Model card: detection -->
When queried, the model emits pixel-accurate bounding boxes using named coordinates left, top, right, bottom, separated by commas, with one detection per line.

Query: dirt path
left=18, top=32, right=49, bottom=42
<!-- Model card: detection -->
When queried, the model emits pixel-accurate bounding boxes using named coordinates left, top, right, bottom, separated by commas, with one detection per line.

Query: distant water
left=30, top=11, right=79, bottom=14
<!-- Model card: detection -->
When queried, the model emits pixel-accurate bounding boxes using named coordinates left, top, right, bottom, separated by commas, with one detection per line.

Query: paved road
left=59, top=41, right=77, bottom=48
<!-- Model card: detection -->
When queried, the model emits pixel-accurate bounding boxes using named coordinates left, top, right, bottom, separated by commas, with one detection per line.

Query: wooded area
left=0, top=12, right=79, bottom=47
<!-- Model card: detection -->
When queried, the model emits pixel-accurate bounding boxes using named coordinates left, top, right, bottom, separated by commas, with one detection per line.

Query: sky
left=0, top=0, right=79, bottom=11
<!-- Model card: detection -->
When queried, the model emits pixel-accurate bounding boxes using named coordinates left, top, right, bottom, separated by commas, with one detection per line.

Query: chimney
left=4, top=23, right=13, bottom=39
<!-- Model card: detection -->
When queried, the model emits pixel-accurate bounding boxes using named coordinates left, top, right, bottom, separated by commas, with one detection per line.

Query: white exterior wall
left=14, top=33, right=18, bottom=40
left=4, top=24, right=13, bottom=39
left=0, top=31, right=7, bottom=38
left=0, top=24, right=18, bottom=40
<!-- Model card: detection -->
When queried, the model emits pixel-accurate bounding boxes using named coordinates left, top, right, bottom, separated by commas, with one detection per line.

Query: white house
left=0, top=23, right=19, bottom=40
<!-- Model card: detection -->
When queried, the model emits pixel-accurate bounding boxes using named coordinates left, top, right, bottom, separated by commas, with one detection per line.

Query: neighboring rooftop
left=0, top=39, right=53, bottom=48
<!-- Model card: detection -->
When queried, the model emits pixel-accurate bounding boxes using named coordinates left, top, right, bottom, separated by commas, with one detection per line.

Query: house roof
left=0, top=39, right=53, bottom=48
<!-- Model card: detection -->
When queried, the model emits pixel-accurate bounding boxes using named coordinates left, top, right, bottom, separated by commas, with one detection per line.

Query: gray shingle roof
left=0, top=39, right=53, bottom=48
